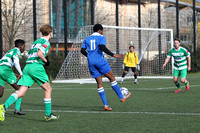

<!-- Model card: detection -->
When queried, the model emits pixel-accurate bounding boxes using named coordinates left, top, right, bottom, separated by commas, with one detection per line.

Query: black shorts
left=124, top=66, right=136, bottom=72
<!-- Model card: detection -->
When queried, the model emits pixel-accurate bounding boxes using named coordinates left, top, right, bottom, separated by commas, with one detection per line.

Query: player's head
left=15, top=39, right=25, bottom=53
left=174, top=38, right=180, bottom=49
left=40, top=24, right=53, bottom=40
left=93, top=24, right=103, bottom=35
left=129, top=45, right=135, bottom=52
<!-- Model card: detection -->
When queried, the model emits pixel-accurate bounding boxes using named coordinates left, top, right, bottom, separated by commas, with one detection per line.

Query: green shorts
left=173, top=68, right=187, bottom=78
left=18, top=63, right=49, bottom=87
left=0, top=65, right=17, bottom=87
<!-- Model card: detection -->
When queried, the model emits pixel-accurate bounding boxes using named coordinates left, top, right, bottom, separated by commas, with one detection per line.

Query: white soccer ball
left=120, top=87, right=130, bottom=96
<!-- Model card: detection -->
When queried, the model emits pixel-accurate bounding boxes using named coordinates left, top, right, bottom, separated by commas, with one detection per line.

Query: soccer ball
left=120, top=87, right=130, bottom=96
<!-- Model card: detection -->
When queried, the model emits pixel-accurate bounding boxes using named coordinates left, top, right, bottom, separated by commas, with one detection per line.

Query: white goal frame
left=53, top=25, right=174, bottom=84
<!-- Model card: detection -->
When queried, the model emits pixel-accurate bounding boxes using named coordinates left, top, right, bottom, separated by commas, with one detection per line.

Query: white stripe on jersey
left=174, top=61, right=187, bottom=66
left=28, top=52, right=38, bottom=58
left=173, top=65, right=187, bottom=70
left=171, top=53, right=184, bottom=56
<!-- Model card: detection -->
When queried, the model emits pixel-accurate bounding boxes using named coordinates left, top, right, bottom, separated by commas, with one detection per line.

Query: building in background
left=1, top=0, right=199, bottom=53
left=50, top=0, right=91, bottom=53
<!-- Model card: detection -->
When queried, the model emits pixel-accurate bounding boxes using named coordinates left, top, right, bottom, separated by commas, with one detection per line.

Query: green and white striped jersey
left=167, top=46, right=190, bottom=70
left=26, top=37, right=50, bottom=65
left=0, top=47, right=21, bottom=67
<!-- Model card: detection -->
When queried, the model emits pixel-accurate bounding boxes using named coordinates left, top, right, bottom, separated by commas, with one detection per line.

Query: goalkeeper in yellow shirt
left=120, top=46, right=139, bottom=84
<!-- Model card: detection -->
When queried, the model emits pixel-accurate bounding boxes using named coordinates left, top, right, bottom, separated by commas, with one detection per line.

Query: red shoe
left=186, top=81, right=190, bottom=91
left=174, top=89, right=182, bottom=93
left=104, top=105, right=112, bottom=111
left=120, top=92, right=131, bottom=103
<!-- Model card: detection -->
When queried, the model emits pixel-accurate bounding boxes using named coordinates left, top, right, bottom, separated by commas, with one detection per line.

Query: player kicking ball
left=81, top=24, right=131, bottom=111
left=0, top=39, right=25, bottom=115
left=0, top=24, right=59, bottom=121
left=162, top=38, right=191, bottom=93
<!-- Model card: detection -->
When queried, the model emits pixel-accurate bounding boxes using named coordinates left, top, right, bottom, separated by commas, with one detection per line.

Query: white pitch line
left=157, top=84, right=200, bottom=90
left=6, top=109, right=200, bottom=116
left=4, top=84, right=200, bottom=91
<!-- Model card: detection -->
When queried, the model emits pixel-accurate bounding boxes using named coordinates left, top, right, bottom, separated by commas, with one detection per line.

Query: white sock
left=121, top=77, right=124, bottom=82
left=135, top=79, right=137, bottom=82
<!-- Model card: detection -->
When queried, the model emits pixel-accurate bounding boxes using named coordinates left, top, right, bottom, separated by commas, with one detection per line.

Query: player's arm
left=162, top=57, right=170, bottom=69
left=187, top=55, right=191, bottom=71
left=163, top=50, right=172, bottom=69
left=13, top=56, right=23, bottom=75
left=80, top=39, right=87, bottom=57
left=100, top=45, right=122, bottom=58
left=37, top=50, right=48, bottom=62
left=123, top=53, right=127, bottom=64
left=80, top=48, right=87, bottom=57
left=13, top=55, right=23, bottom=80
left=135, top=53, right=140, bottom=70
left=135, top=53, right=139, bottom=65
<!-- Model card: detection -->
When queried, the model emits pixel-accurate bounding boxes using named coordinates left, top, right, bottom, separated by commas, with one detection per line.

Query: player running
left=120, top=45, right=139, bottom=84
left=0, top=24, right=59, bottom=121
left=0, top=39, right=25, bottom=115
left=162, top=38, right=191, bottom=93
left=81, top=24, right=131, bottom=111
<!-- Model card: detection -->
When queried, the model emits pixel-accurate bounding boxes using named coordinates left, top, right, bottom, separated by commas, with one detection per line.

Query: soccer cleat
left=14, top=109, right=26, bottom=115
left=120, top=92, right=131, bottom=102
left=134, top=82, right=139, bottom=84
left=104, top=105, right=112, bottom=111
left=0, top=104, right=5, bottom=121
left=44, top=113, right=60, bottom=121
left=186, top=81, right=190, bottom=91
left=174, top=88, right=182, bottom=93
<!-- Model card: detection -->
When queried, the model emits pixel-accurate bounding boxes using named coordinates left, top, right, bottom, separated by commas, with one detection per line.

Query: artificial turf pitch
left=0, top=72, right=200, bottom=133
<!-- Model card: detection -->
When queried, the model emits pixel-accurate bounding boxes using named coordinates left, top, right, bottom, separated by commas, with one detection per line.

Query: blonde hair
left=40, top=24, right=53, bottom=36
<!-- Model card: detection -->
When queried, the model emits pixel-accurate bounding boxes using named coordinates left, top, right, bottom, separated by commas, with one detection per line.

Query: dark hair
left=129, top=45, right=135, bottom=49
left=174, top=38, right=180, bottom=43
left=93, top=24, right=103, bottom=32
left=15, top=39, right=25, bottom=47
left=40, top=24, right=53, bottom=36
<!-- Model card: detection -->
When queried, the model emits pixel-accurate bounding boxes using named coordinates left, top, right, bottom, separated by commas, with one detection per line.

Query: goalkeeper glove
left=136, top=64, right=140, bottom=71
left=122, top=64, right=125, bottom=69
left=44, top=56, right=50, bottom=66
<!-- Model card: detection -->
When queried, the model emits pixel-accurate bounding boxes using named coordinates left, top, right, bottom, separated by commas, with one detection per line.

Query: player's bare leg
left=173, top=77, right=182, bottom=93
left=41, top=82, right=59, bottom=121
left=0, top=86, right=28, bottom=121
left=10, top=83, right=26, bottom=115
left=95, top=76, right=112, bottom=111
left=0, top=86, right=4, bottom=98
left=105, top=70, right=131, bottom=102
left=104, top=70, right=116, bottom=82
left=180, top=78, right=190, bottom=91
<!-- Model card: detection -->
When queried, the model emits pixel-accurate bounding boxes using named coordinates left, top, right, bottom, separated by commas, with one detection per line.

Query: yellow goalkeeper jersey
left=123, top=52, right=139, bottom=67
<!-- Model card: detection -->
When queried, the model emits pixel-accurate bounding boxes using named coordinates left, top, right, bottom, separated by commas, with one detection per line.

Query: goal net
left=53, top=25, right=173, bottom=83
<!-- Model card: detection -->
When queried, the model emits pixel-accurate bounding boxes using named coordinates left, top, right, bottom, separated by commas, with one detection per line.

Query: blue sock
left=98, top=87, right=108, bottom=106
left=111, top=81, right=123, bottom=99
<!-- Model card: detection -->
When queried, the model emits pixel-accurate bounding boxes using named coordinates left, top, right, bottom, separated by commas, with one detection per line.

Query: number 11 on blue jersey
left=90, top=40, right=96, bottom=50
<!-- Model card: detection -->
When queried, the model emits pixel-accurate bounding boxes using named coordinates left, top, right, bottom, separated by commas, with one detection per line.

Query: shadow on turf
left=5, top=112, right=44, bottom=122
left=19, top=102, right=106, bottom=112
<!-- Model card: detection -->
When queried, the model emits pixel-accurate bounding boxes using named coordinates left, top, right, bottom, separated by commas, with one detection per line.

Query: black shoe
left=14, top=109, right=26, bottom=115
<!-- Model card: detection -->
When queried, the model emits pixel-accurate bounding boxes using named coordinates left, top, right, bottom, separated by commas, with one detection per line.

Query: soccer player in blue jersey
left=81, top=24, right=131, bottom=111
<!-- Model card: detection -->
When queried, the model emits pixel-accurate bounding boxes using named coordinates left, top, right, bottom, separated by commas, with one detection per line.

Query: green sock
left=44, top=98, right=51, bottom=116
left=5, top=93, right=18, bottom=110
left=15, top=97, right=22, bottom=111
left=175, top=82, right=181, bottom=89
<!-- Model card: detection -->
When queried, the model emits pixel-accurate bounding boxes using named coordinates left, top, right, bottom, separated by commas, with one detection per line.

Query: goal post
left=53, top=25, right=174, bottom=83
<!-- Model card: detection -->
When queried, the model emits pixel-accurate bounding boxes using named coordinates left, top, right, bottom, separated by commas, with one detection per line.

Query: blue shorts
left=89, top=61, right=111, bottom=78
